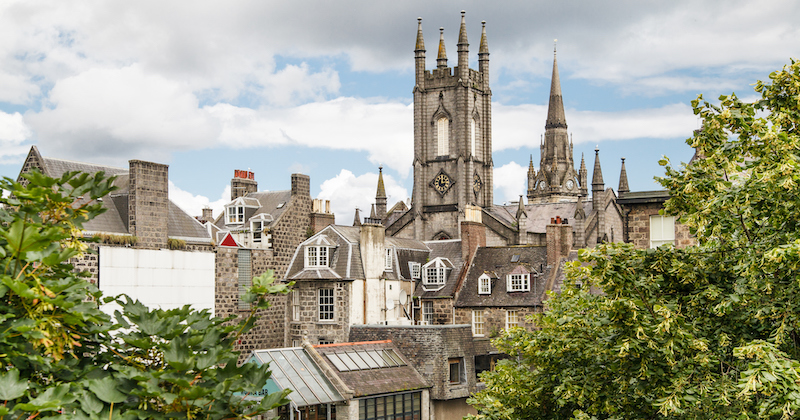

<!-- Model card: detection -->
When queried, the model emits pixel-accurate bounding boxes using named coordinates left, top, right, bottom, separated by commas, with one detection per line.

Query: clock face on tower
left=473, top=173, right=482, bottom=194
left=539, top=180, right=546, bottom=190
left=566, top=179, right=574, bottom=190
left=431, top=172, right=453, bottom=196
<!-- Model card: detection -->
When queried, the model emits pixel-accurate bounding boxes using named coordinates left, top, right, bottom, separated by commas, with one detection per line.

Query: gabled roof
left=485, top=201, right=593, bottom=234
left=314, top=341, right=429, bottom=398
left=285, top=225, right=431, bottom=283
left=414, top=239, right=464, bottom=298
left=20, top=147, right=210, bottom=242
left=454, top=245, right=551, bottom=308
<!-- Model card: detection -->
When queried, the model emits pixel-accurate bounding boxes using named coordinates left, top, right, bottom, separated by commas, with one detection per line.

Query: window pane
left=326, top=354, right=349, bottom=372
left=347, top=352, right=371, bottom=370
left=337, top=353, right=360, bottom=371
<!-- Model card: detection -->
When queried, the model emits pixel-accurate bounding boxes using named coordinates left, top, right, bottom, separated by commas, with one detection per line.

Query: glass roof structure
left=324, top=348, right=406, bottom=372
left=249, top=347, right=344, bottom=407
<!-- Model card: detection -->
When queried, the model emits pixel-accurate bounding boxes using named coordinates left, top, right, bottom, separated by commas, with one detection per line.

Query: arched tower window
left=470, top=118, right=477, bottom=157
left=437, top=117, right=449, bottom=156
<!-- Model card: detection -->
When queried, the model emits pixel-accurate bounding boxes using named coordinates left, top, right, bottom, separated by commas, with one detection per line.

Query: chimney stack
left=546, top=216, right=573, bottom=267
left=128, top=160, right=169, bottom=249
left=231, top=169, right=257, bottom=201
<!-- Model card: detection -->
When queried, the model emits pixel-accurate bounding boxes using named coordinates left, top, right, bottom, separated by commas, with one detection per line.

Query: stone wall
left=626, top=202, right=694, bottom=249
left=271, top=174, right=313, bottom=280
left=215, top=247, right=287, bottom=361
left=349, top=325, right=477, bottom=401
left=453, top=306, right=540, bottom=339
left=418, top=298, right=454, bottom=325
left=287, top=280, right=351, bottom=346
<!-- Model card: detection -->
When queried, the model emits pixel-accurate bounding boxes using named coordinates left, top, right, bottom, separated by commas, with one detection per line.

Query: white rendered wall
left=350, top=279, right=365, bottom=325
left=98, top=246, right=215, bottom=316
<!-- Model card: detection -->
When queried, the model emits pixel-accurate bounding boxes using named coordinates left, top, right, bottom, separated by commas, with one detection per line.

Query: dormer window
left=507, top=273, right=530, bottom=292
left=422, top=257, right=453, bottom=291
left=409, top=262, right=421, bottom=279
left=305, top=246, right=328, bottom=268
left=227, top=205, right=245, bottom=224
left=224, top=197, right=260, bottom=225
left=250, top=214, right=274, bottom=244
left=478, top=274, right=491, bottom=294
left=303, top=235, right=334, bottom=269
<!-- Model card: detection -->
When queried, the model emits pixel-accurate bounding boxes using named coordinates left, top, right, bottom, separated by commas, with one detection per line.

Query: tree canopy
left=468, top=59, right=800, bottom=420
left=0, top=171, right=290, bottom=419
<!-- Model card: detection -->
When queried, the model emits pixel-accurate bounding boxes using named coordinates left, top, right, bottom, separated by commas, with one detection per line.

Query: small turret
left=375, top=166, right=387, bottom=221
left=415, top=18, right=426, bottom=89
left=579, top=153, right=588, bottom=196
left=437, top=28, right=447, bottom=68
left=478, top=20, right=489, bottom=87
left=618, top=157, right=629, bottom=198
left=353, top=208, right=362, bottom=227
left=457, top=10, right=469, bottom=80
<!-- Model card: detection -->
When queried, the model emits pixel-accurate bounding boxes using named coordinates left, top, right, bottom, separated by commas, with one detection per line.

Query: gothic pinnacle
left=437, top=27, right=447, bottom=68
left=618, top=157, right=630, bottom=196
left=458, top=10, right=468, bottom=45
left=376, top=166, right=387, bottom=199
left=415, top=17, right=425, bottom=51
left=479, top=20, right=489, bottom=55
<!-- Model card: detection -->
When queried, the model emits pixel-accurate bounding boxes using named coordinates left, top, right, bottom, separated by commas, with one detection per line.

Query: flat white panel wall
left=99, top=246, right=215, bottom=316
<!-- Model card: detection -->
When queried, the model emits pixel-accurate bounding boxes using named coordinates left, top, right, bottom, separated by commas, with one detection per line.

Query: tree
left=468, top=59, right=800, bottom=420
left=0, top=170, right=291, bottom=419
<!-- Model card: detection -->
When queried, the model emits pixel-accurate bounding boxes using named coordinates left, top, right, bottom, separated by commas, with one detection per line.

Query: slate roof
left=454, top=245, right=551, bottom=308
left=286, top=225, right=432, bottom=283
left=486, top=201, right=593, bottom=234
left=286, top=225, right=365, bottom=281
left=413, top=239, right=465, bottom=298
left=213, top=190, right=293, bottom=232
left=314, top=341, right=429, bottom=398
left=24, top=149, right=210, bottom=242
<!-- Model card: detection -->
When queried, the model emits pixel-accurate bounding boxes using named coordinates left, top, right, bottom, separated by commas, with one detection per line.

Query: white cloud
left=493, top=161, right=528, bottom=204
left=25, top=64, right=220, bottom=164
left=492, top=102, right=698, bottom=151
left=208, top=98, right=413, bottom=177
left=0, top=111, right=32, bottom=163
left=169, top=181, right=229, bottom=222
left=317, top=169, right=408, bottom=225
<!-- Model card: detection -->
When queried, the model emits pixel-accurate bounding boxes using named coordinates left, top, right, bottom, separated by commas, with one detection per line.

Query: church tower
left=528, top=47, right=582, bottom=203
left=410, top=12, right=493, bottom=241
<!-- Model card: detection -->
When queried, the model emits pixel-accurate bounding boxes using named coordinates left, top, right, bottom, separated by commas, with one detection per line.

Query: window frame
left=507, top=273, right=530, bottom=292
left=409, top=262, right=421, bottom=279
left=449, top=358, right=464, bottom=384
left=478, top=274, right=491, bottom=295
left=237, top=249, right=252, bottom=310
left=305, top=246, right=329, bottom=268
left=226, top=205, right=246, bottom=225
left=506, top=309, right=520, bottom=330
left=385, top=247, right=393, bottom=271
left=650, top=215, right=676, bottom=248
left=319, top=288, right=334, bottom=321
left=292, top=290, right=300, bottom=321
left=437, top=117, right=449, bottom=156
left=472, top=309, right=484, bottom=337
left=421, top=301, right=433, bottom=325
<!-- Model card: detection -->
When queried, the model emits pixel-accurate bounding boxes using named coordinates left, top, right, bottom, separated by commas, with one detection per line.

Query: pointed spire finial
left=353, top=208, right=362, bottom=226
left=592, top=146, right=604, bottom=187
left=415, top=17, right=425, bottom=51
left=458, top=10, right=468, bottom=45
left=516, top=195, right=527, bottom=220
left=376, top=165, right=387, bottom=199
left=479, top=20, right=489, bottom=55
left=437, top=27, right=447, bottom=68
left=554, top=39, right=557, bottom=55
left=618, top=157, right=629, bottom=196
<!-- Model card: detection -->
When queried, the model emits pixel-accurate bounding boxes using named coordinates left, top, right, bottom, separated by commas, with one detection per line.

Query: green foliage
left=468, top=60, right=800, bottom=420
left=0, top=170, right=291, bottom=419
left=92, top=233, right=138, bottom=246
left=167, top=237, right=186, bottom=250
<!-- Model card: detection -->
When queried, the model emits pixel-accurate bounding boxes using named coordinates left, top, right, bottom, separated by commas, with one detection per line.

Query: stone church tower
left=527, top=48, right=585, bottom=203
left=409, top=12, right=493, bottom=241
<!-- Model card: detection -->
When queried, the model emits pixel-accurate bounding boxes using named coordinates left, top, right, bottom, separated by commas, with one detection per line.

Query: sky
left=1, top=1, right=798, bottom=223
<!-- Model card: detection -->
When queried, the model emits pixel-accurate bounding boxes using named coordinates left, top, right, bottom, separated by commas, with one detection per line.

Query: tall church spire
left=437, top=28, right=447, bottom=68
left=528, top=43, right=580, bottom=203
left=618, top=157, right=629, bottom=197
left=546, top=43, right=567, bottom=129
